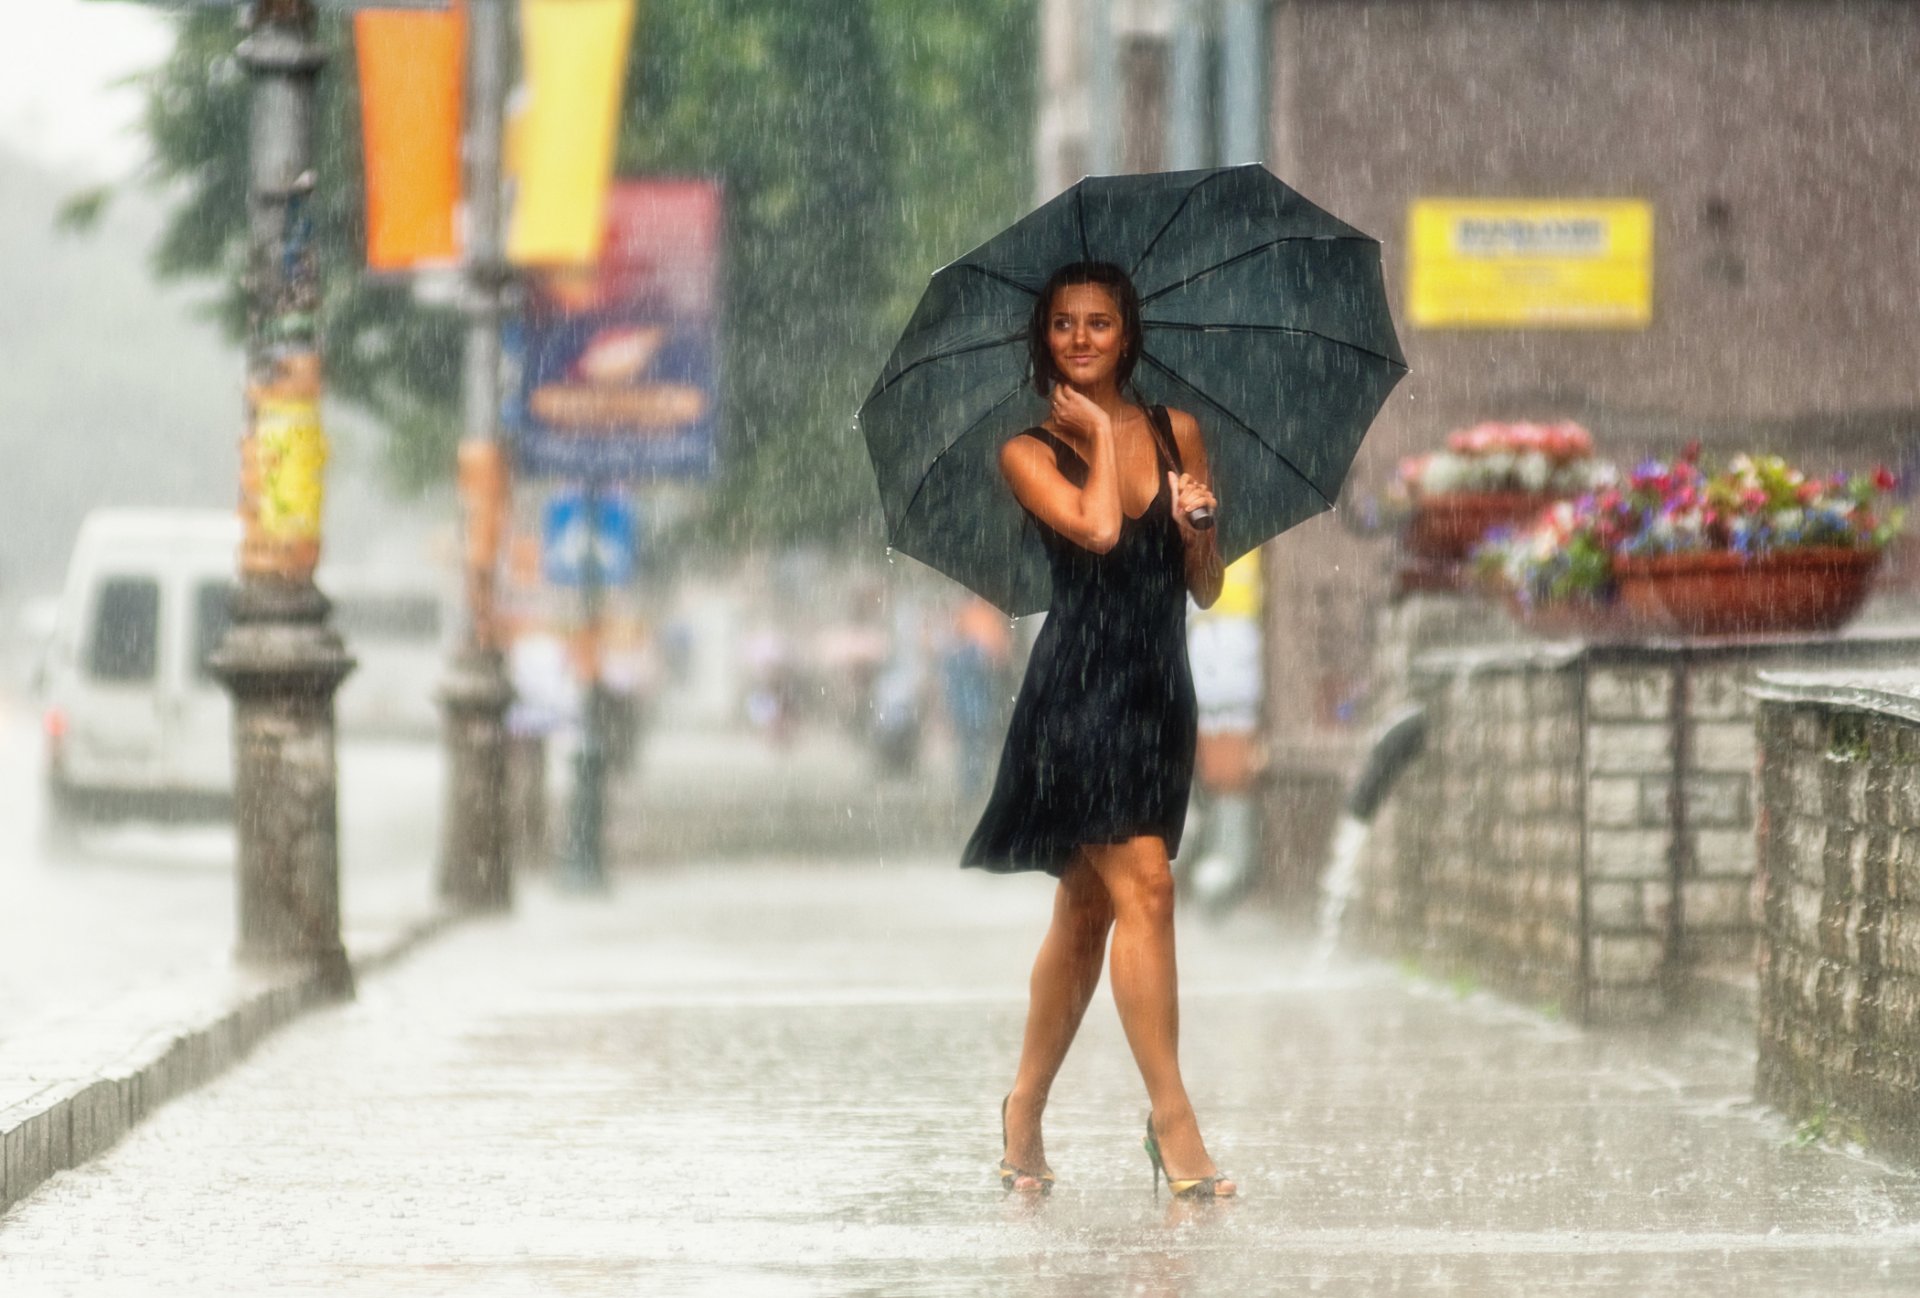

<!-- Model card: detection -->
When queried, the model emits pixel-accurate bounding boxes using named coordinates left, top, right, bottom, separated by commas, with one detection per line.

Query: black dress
left=961, top=405, right=1198, bottom=877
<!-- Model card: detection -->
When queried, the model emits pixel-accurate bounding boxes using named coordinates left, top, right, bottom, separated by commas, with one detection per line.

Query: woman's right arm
left=1000, top=395, right=1123, bottom=553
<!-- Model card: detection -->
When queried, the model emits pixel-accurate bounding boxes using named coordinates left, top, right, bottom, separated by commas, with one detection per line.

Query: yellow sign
left=1408, top=200, right=1653, bottom=329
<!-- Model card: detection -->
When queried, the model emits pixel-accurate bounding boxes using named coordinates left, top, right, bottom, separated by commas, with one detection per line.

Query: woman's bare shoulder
left=999, top=427, right=1056, bottom=470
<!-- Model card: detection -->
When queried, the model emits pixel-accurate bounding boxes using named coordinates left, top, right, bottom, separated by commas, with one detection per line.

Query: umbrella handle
left=1187, top=506, right=1216, bottom=531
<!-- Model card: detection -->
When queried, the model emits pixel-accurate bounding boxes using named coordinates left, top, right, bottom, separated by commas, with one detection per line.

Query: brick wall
left=1753, top=672, right=1920, bottom=1163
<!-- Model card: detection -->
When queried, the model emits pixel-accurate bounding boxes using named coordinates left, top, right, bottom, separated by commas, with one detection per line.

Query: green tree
left=115, top=1, right=1031, bottom=546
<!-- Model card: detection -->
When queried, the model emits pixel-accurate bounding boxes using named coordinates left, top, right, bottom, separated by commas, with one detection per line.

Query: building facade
left=1035, top=0, right=1920, bottom=891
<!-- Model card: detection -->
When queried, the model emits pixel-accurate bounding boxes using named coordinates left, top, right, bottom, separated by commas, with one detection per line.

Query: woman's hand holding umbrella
left=1171, top=469, right=1225, bottom=607
left=1170, top=471, right=1218, bottom=535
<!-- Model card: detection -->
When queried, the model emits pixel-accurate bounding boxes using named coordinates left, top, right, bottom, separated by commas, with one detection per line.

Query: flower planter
left=1404, top=491, right=1561, bottom=562
left=1612, top=547, right=1883, bottom=637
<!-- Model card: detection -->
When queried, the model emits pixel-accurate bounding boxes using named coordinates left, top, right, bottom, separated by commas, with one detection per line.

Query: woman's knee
left=1095, top=842, right=1176, bottom=925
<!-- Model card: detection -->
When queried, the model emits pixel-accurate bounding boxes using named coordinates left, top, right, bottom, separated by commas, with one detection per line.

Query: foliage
left=114, top=1, right=1033, bottom=543
left=1477, top=445, right=1909, bottom=606
left=1789, top=1101, right=1865, bottom=1151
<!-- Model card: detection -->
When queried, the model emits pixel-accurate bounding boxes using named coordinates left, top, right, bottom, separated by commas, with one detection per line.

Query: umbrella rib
left=953, top=262, right=1040, bottom=298
left=890, top=380, right=1030, bottom=544
left=1137, top=235, right=1379, bottom=306
left=1144, top=319, right=1409, bottom=372
left=1127, top=169, right=1230, bottom=284
left=1137, top=350, right=1339, bottom=512
left=864, top=334, right=1026, bottom=404
left=1074, top=185, right=1089, bottom=261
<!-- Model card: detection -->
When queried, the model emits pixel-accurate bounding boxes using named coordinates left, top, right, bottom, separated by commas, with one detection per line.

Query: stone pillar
left=216, top=591, right=354, bottom=993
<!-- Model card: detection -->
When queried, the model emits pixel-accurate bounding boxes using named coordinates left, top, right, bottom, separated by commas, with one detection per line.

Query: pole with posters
left=206, top=0, right=355, bottom=994
left=437, top=0, right=516, bottom=912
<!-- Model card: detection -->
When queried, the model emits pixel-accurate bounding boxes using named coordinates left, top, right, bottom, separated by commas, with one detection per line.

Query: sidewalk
left=5, top=859, right=1919, bottom=1294
left=608, top=719, right=971, bottom=861
left=0, top=728, right=451, bottom=1213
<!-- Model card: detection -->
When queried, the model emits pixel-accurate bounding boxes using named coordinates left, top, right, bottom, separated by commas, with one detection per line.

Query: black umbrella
left=858, top=164, right=1408, bottom=616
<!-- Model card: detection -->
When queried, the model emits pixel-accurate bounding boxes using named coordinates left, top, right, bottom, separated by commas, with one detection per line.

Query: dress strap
left=1145, top=405, right=1185, bottom=475
left=1019, top=426, right=1088, bottom=483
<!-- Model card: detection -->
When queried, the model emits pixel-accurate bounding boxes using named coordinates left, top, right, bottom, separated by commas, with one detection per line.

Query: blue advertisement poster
left=506, top=179, right=722, bottom=481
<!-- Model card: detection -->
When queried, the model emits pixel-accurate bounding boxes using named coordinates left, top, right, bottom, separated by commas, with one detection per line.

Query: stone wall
left=1363, top=623, right=1920, bottom=1022
left=1390, top=645, right=1588, bottom=1016
left=1753, top=671, right=1920, bottom=1162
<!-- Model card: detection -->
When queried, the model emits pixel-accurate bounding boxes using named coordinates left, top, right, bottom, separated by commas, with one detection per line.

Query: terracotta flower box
left=1611, top=546, right=1883, bottom=637
left=1404, top=491, right=1561, bottom=562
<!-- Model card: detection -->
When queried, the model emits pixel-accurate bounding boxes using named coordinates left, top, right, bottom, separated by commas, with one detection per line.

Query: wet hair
left=1028, top=261, right=1145, bottom=397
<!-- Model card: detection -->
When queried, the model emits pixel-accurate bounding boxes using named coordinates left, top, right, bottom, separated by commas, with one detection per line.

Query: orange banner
left=355, top=7, right=466, bottom=271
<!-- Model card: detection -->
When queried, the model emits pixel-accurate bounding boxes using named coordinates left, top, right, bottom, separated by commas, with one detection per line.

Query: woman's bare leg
left=1086, top=835, right=1233, bottom=1192
left=1003, top=855, right=1113, bottom=1182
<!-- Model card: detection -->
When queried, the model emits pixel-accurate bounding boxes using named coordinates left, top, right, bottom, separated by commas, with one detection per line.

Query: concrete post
left=211, top=0, right=355, bottom=997
left=438, top=0, right=516, bottom=912
left=1084, top=0, right=1119, bottom=175
left=1217, top=0, right=1264, bottom=163
left=1166, top=0, right=1209, bottom=171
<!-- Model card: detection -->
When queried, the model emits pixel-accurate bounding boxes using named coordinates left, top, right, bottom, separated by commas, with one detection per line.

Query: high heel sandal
left=1143, top=1116, right=1234, bottom=1199
left=998, top=1095, right=1054, bottom=1194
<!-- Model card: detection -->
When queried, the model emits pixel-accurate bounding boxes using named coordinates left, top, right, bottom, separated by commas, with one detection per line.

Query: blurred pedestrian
left=600, top=618, right=661, bottom=777
left=941, top=596, right=1012, bottom=802
left=961, top=262, right=1234, bottom=1199
left=1182, top=552, right=1265, bottom=915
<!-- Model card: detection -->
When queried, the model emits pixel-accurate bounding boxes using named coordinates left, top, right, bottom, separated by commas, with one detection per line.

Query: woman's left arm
left=1166, top=409, right=1224, bottom=609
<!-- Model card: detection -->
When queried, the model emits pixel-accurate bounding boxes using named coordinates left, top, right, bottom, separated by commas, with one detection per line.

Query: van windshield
left=89, top=576, right=160, bottom=682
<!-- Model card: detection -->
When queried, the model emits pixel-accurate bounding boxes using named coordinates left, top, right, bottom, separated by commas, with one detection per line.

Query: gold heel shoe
left=1143, top=1117, right=1233, bottom=1199
left=998, top=1095, right=1054, bottom=1194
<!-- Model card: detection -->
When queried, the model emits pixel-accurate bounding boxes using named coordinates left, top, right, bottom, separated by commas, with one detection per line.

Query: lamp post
left=437, top=0, right=516, bottom=912
left=209, top=0, right=355, bottom=997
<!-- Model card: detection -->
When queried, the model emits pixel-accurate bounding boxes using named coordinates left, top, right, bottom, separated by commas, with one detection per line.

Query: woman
left=962, top=261, right=1234, bottom=1199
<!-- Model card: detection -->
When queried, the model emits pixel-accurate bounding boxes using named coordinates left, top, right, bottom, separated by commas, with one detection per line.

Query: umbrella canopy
left=858, top=164, right=1408, bottom=617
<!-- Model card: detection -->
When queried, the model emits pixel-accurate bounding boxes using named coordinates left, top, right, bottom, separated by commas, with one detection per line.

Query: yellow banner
left=506, top=0, right=639, bottom=267
left=1408, top=199, right=1653, bottom=329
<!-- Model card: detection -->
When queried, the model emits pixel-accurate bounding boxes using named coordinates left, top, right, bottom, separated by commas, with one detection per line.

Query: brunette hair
left=1027, top=261, right=1145, bottom=397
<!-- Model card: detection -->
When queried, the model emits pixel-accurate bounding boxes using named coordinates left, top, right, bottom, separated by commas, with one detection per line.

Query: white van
left=327, top=569, right=453, bottom=739
left=40, top=509, right=241, bottom=829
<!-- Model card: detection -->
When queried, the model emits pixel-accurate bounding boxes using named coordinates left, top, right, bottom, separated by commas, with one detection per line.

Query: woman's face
left=1045, top=282, right=1125, bottom=392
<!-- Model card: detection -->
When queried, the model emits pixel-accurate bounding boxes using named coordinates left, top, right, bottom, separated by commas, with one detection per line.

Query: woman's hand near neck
left=1046, top=381, right=1125, bottom=548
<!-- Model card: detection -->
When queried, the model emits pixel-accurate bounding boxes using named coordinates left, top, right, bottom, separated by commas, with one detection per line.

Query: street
left=0, top=698, right=442, bottom=1044
left=4, top=856, right=1919, bottom=1295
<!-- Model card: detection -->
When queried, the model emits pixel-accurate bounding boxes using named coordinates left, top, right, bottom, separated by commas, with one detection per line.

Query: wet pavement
left=4, top=858, right=1920, bottom=1295
left=0, top=709, right=443, bottom=1038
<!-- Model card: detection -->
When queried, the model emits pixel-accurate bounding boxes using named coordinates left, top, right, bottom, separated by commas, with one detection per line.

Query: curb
left=0, top=909, right=462, bottom=1216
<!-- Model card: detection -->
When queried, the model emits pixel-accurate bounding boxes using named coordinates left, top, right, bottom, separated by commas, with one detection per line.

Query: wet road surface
left=3, top=859, right=1919, bottom=1295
